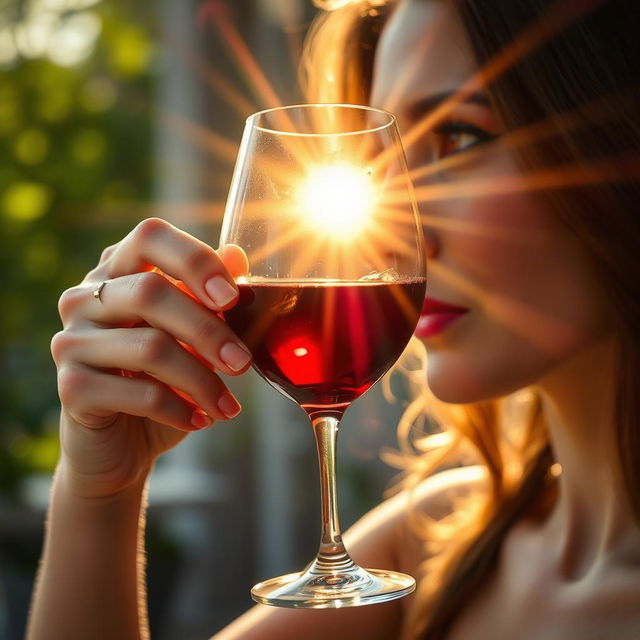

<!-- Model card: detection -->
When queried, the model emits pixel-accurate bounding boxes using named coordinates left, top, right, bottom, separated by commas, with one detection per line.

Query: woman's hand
left=51, top=218, right=250, bottom=499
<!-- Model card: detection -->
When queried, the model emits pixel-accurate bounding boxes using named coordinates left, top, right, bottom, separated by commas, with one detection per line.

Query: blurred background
left=0, top=1, right=413, bottom=637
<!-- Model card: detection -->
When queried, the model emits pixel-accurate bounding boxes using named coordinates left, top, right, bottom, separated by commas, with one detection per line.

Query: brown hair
left=303, top=0, right=640, bottom=637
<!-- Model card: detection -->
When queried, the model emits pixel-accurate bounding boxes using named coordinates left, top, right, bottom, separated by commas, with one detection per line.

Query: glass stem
left=310, top=414, right=355, bottom=574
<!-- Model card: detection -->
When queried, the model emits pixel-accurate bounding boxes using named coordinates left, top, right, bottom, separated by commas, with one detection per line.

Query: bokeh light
left=2, top=182, right=53, bottom=222
left=14, top=129, right=50, bottom=165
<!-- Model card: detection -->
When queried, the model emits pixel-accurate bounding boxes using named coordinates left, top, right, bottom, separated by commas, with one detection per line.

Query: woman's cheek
left=424, top=197, right=610, bottom=404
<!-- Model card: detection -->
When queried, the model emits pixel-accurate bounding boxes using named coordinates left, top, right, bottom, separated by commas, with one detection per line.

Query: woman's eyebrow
left=404, top=90, right=489, bottom=122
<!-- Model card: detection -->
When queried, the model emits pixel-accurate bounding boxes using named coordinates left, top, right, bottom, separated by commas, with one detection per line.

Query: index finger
left=99, top=218, right=240, bottom=311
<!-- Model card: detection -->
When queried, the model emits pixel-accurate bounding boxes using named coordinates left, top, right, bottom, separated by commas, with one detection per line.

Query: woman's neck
left=535, top=336, right=640, bottom=581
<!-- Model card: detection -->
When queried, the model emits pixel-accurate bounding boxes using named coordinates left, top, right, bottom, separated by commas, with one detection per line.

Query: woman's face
left=370, top=0, right=610, bottom=403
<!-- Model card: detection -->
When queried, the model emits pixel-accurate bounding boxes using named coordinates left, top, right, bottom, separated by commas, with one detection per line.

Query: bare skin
left=27, top=0, right=640, bottom=639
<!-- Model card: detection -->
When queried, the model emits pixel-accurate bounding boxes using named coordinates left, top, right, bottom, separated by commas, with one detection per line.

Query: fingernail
left=218, top=392, right=241, bottom=419
left=191, top=409, right=213, bottom=429
left=205, top=276, right=237, bottom=308
left=219, top=341, right=252, bottom=372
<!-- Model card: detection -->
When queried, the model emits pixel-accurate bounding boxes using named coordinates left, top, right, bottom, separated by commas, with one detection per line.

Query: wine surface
left=224, top=279, right=426, bottom=413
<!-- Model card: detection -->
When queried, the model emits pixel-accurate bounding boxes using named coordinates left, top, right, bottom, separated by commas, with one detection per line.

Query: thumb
left=218, top=244, right=249, bottom=280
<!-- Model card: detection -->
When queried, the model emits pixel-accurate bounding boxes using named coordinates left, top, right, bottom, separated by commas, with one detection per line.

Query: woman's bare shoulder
left=341, top=464, right=487, bottom=597
left=410, top=464, right=487, bottom=517
left=348, top=465, right=487, bottom=545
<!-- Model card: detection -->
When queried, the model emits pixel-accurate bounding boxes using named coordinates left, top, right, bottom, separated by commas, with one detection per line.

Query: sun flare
left=297, top=165, right=377, bottom=240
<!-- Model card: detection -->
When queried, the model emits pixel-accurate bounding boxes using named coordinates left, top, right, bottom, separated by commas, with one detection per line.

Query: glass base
left=251, top=564, right=416, bottom=609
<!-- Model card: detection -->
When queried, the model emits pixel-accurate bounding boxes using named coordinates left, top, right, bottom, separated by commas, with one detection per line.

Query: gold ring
left=93, top=280, right=107, bottom=302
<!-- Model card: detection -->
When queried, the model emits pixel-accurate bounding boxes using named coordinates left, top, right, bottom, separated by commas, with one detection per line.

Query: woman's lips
left=415, top=297, right=469, bottom=339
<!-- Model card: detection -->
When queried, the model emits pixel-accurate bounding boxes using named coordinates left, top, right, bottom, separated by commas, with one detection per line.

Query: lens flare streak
left=409, top=155, right=640, bottom=204
left=428, top=260, right=592, bottom=352
left=198, top=0, right=284, bottom=110
left=164, top=31, right=257, bottom=118
left=393, top=0, right=607, bottom=160
left=392, top=91, right=637, bottom=188
left=157, top=108, right=239, bottom=165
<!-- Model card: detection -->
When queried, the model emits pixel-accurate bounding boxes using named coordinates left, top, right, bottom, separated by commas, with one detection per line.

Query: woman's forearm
left=27, top=463, right=151, bottom=640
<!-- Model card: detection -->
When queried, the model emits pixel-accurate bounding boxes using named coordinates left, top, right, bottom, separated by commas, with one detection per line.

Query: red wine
left=224, top=279, right=426, bottom=413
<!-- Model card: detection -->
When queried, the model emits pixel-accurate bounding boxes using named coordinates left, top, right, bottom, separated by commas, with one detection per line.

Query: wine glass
left=219, top=104, right=426, bottom=608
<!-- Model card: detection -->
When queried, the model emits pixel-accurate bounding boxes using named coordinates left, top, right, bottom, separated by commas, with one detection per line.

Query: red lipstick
left=415, top=297, right=468, bottom=339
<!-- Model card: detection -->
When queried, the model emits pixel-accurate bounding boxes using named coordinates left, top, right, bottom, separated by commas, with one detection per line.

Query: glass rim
left=246, top=103, right=397, bottom=138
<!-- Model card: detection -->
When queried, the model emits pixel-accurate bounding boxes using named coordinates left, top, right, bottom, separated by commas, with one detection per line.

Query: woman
left=27, top=0, right=640, bottom=638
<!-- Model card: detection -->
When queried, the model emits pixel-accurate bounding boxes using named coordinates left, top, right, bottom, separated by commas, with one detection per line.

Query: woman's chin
left=427, top=377, right=488, bottom=405
left=425, top=360, right=520, bottom=405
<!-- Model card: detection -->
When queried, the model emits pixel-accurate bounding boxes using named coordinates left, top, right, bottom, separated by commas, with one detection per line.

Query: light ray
left=429, top=256, right=611, bottom=352
left=157, top=200, right=227, bottom=223
left=418, top=214, right=552, bottom=246
left=366, top=223, right=418, bottom=261
left=374, top=202, right=422, bottom=228
left=354, top=234, right=394, bottom=276
left=409, top=154, right=640, bottom=204
left=350, top=237, right=426, bottom=328
left=264, top=1, right=308, bottom=91
left=419, top=209, right=596, bottom=254
left=156, top=108, right=239, bottom=165
left=75, top=200, right=227, bottom=224
left=197, top=1, right=323, bottom=171
left=164, top=30, right=257, bottom=118
left=283, top=24, right=306, bottom=83
left=245, top=224, right=308, bottom=266
left=376, top=0, right=607, bottom=169
left=426, top=260, right=485, bottom=304
left=198, top=0, right=283, bottom=110
left=346, top=280, right=371, bottom=380
left=394, top=90, right=637, bottom=187
left=221, top=199, right=299, bottom=222
left=327, top=240, right=343, bottom=283
left=322, top=277, right=338, bottom=376
left=380, top=6, right=448, bottom=114
left=488, top=290, right=584, bottom=352
left=289, top=235, right=327, bottom=278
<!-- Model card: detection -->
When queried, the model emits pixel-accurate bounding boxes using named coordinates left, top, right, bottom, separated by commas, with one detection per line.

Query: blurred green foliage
left=0, top=0, right=156, bottom=494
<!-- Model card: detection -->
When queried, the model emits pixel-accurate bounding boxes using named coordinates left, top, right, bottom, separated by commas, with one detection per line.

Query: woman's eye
left=427, top=121, right=497, bottom=161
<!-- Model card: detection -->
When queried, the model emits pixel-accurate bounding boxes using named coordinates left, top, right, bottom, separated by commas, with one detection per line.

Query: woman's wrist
left=28, top=457, right=151, bottom=640
left=54, top=455, right=153, bottom=505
